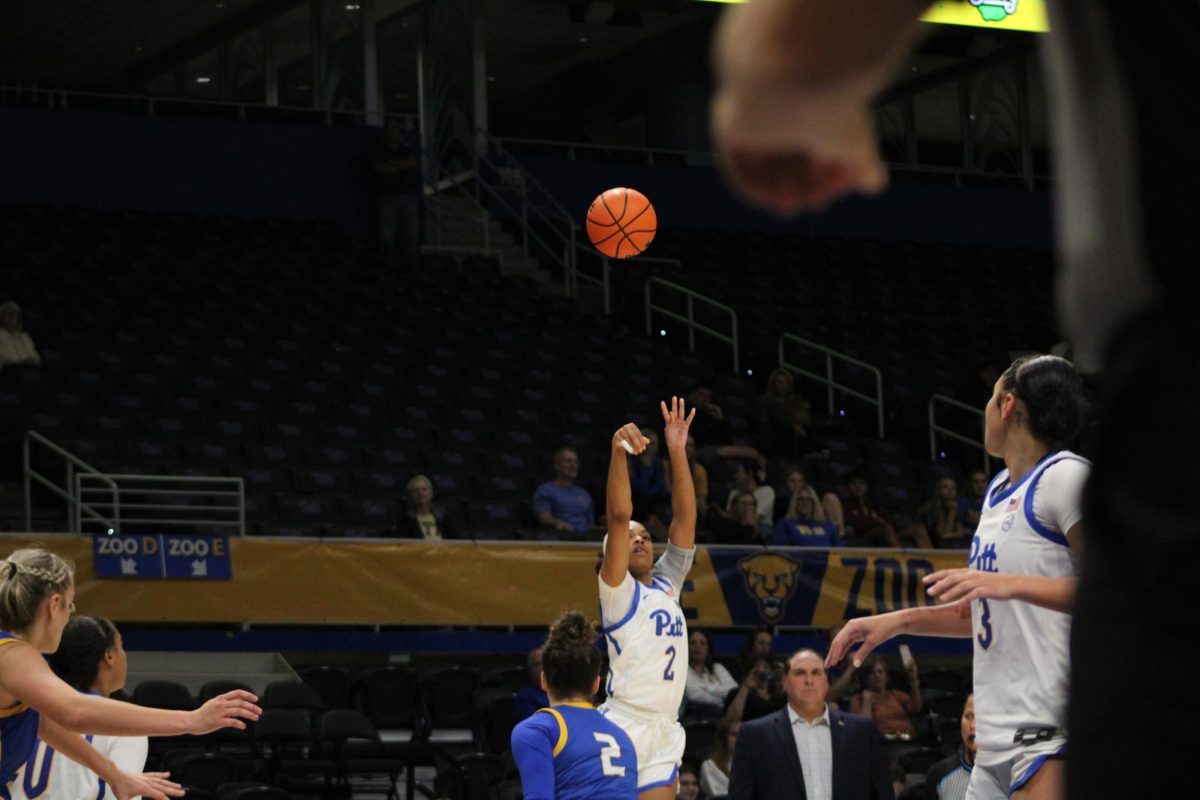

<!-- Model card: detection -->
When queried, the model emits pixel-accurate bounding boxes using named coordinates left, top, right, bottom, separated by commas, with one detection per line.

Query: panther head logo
left=739, top=553, right=801, bottom=622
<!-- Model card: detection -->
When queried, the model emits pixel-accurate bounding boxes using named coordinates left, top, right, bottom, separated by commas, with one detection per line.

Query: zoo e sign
left=92, top=534, right=233, bottom=580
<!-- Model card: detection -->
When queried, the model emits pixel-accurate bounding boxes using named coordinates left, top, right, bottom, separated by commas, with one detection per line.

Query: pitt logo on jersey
left=650, top=609, right=684, bottom=637
left=968, top=536, right=999, bottom=573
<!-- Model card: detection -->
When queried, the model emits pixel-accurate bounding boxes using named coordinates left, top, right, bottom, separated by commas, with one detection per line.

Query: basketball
left=586, top=187, right=657, bottom=259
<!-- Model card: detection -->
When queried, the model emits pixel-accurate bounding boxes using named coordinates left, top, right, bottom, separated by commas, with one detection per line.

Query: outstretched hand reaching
left=660, top=396, right=696, bottom=451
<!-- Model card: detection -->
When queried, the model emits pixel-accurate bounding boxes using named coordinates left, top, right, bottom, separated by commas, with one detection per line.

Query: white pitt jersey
left=969, top=450, right=1089, bottom=764
left=598, top=543, right=694, bottom=719
left=12, top=733, right=148, bottom=800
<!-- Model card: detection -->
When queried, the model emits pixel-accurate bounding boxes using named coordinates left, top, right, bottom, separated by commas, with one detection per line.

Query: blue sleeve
left=772, top=519, right=792, bottom=546
left=512, top=716, right=558, bottom=800
left=533, top=483, right=554, bottom=516
left=825, top=520, right=842, bottom=547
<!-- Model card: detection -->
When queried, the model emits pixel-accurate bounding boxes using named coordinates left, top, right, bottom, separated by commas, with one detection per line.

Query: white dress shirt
left=787, top=703, right=833, bottom=800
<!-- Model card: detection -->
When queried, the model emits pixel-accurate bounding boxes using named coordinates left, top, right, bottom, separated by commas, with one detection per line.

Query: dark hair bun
left=542, top=610, right=602, bottom=699
left=547, top=610, right=597, bottom=651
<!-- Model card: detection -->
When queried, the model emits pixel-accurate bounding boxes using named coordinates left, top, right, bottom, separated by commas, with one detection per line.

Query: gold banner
left=4, top=537, right=965, bottom=627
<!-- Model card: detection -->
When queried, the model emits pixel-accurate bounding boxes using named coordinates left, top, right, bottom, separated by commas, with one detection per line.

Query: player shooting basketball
left=598, top=397, right=697, bottom=800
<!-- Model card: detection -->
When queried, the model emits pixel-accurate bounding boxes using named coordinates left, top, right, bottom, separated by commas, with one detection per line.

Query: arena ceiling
left=0, top=0, right=1021, bottom=106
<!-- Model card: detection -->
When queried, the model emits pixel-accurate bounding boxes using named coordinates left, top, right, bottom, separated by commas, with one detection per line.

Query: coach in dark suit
left=729, top=648, right=893, bottom=800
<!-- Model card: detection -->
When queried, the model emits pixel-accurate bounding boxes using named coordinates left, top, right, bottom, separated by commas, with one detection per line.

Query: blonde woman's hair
left=786, top=485, right=826, bottom=523
left=0, top=548, right=74, bottom=633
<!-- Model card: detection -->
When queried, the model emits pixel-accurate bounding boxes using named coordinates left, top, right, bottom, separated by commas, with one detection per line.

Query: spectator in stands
left=771, top=469, right=805, bottom=523
left=686, top=629, right=738, bottom=720
left=772, top=468, right=846, bottom=535
left=707, top=489, right=770, bottom=545
left=842, top=471, right=932, bottom=549
left=772, top=485, right=841, bottom=547
left=680, top=762, right=705, bottom=800
left=665, top=434, right=710, bottom=515
left=396, top=474, right=458, bottom=540
left=369, top=117, right=422, bottom=270
left=958, top=469, right=988, bottom=533
left=737, top=627, right=775, bottom=672
left=849, top=655, right=923, bottom=740
left=513, top=645, right=549, bottom=724
left=0, top=302, right=40, bottom=367
left=687, top=384, right=732, bottom=446
left=763, top=397, right=830, bottom=465
left=701, top=715, right=739, bottom=798
left=722, top=655, right=786, bottom=724
left=915, top=478, right=971, bottom=549
left=924, top=694, right=975, bottom=800
left=533, top=447, right=596, bottom=538
left=756, top=368, right=797, bottom=447
left=724, top=459, right=774, bottom=525
left=628, top=427, right=669, bottom=527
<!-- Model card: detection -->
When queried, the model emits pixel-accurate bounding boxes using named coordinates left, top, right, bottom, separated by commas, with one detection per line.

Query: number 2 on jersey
left=663, top=645, right=676, bottom=681
left=593, top=732, right=627, bottom=777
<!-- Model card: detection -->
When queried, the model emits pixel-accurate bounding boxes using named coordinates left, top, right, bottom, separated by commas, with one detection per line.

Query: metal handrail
left=571, top=245, right=611, bottom=314
left=0, top=84, right=417, bottom=129
left=470, top=153, right=575, bottom=285
left=496, top=135, right=711, bottom=167
left=77, top=473, right=246, bottom=535
left=778, top=335, right=885, bottom=438
left=928, top=394, right=992, bottom=473
left=478, top=130, right=576, bottom=227
left=23, top=431, right=118, bottom=534
left=416, top=152, right=490, bottom=251
left=646, top=278, right=739, bottom=374
left=473, top=143, right=576, bottom=292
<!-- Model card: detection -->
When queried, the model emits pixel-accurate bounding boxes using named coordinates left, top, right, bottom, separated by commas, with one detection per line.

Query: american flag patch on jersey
left=1006, top=497, right=1020, bottom=511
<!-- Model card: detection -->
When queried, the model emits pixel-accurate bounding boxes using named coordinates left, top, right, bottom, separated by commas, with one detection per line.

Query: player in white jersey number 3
left=599, top=397, right=698, bottom=800
left=829, top=355, right=1091, bottom=800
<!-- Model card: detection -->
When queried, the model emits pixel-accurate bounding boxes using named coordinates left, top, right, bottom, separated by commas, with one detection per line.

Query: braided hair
left=541, top=610, right=603, bottom=700
left=0, top=548, right=74, bottom=634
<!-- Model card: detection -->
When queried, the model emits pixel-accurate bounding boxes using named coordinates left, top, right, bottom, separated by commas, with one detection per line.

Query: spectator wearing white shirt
left=724, top=459, right=774, bottom=526
left=685, top=629, right=738, bottom=720
left=0, top=302, right=40, bottom=367
left=701, top=715, right=739, bottom=798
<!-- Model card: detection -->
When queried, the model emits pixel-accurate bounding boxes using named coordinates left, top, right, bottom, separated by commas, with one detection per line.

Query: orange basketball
left=586, top=187, right=657, bottom=259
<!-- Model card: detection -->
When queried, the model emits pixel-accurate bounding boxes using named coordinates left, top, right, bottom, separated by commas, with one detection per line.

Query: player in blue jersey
left=12, top=615, right=147, bottom=800
left=511, top=610, right=638, bottom=800
left=1, top=547, right=260, bottom=800
left=829, top=355, right=1090, bottom=800
left=599, top=397, right=697, bottom=800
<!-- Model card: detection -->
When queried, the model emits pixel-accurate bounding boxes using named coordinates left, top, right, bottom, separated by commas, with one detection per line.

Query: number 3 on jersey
left=977, top=598, right=994, bottom=650
left=593, top=732, right=626, bottom=777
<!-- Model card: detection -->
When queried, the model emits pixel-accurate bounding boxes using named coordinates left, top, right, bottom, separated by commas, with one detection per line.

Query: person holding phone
left=720, top=656, right=786, bottom=724
left=849, top=655, right=923, bottom=740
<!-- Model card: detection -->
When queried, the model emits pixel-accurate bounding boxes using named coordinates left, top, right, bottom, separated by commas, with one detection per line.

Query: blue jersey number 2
left=663, top=645, right=676, bottom=681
